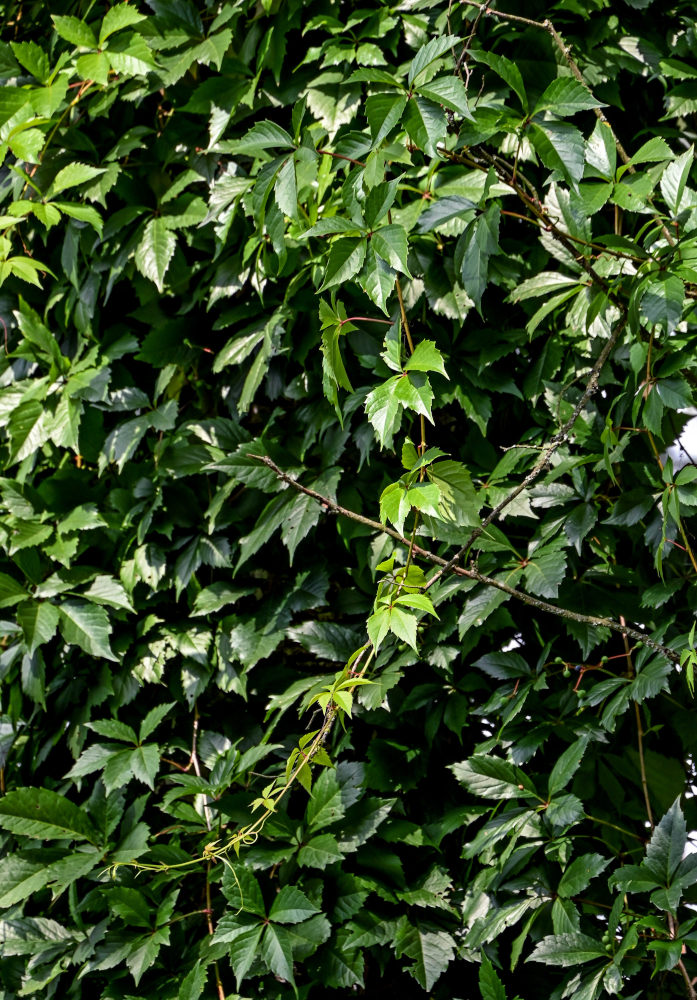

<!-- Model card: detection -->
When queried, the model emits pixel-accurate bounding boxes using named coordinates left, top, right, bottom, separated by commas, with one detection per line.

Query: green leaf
left=403, top=96, right=447, bottom=158
left=388, top=607, right=418, bottom=650
left=530, top=121, right=585, bottom=188
left=416, top=195, right=476, bottom=233
left=408, top=36, right=459, bottom=85
left=191, top=583, right=253, bottom=617
left=135, top=217, right=177, bottom=293
left=394, top=592, right=437, bottom=616
left=416, top=76, right=472, bottom=118
left=660, top=145, right=694, bottom=214
left=51, top=15, right=97, bottom=48
left=366, top=93, right=407, bottom=146
left=586, top=118, right=617, bottom=178
left=139, top=702, right=175, bottom=742
left=297, top=833, right=343, bottom=868
left=528, top=932, right=607, bottom=966
left=359, top=245, right=395, bottom=314
left=380, top=481, right=411, bottom=536
left=10, top=42, right=50, bottom=84
left=450, top=755, right=537, bottom=799
left=470, top=49, right=527, bottom=110
left=49, top=162, right=104, bottom=197
left=58, top=599, right=117, bottom=661
left=640, top=275, right=684, bottom=334
left=232, top=120, right=294, bottom=154
left=479, top=954, right=507, bottom=1000
left=82, top=575, right=134, bottom=612
left=274, top=156, right=298, bottom=219
left=456, top=204, right=501, bottom=312
left=365, top=376, right=402, bottom=449
left=99, top=3, right=146, bottom=43
left=626, top=135, right=673, bottom=168
left=269, top=885, right=320, bottom=924
left=0, top=572, right=29, bottom=608
left=371, top=225, right=411, bottom=276
left=404, top=340, right=448, bottom=377
left=523, top=547, right=567, bottom=599
left=532, top=77, right=605, bottom=117
left=394, top=371, right=434, bottom=421
left=229, top=925, right=264, bottom=989
left=16, top=601, right=59, bottom=654
left=280, top=493, right=321, bottom=565
left=0, top=856, right=51, bottom=907
left=643, top=797, right=687, bottom=883
left=0, top=787, right=98, bottom=842
left=427, top=460, right=480, bottom=526
left=405, top=482, right=442, bottom=518
left=129, top=744, right=159, bottom=789
left=557, top=854, right=609, bottom=898
left=126, top=927, right=170, bottom=986
left=319, top=237, right=367, bottom=291
left=8, top=399, right=48, bottom=464
left=395, top=923, right=455, bottom=990
left=261, top=923, right=295, bottom=984
left=178, top=960, right=207, bottom=1000
left=548, top=736, right=589, bottom=796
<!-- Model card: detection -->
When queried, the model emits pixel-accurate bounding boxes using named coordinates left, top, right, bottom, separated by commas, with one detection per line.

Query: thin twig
left=621, top=615, right=654, bottom=829
left=251, top=454, right=680, bottom=664
left=318, top=148, right=366, bottom=168
left=206, top=863, right=226, bottom=1000
left=677, top=959, right=697, bottom=1000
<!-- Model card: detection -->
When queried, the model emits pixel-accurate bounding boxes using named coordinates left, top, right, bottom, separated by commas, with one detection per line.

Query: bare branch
left=252, top=454, right=680, bottom=665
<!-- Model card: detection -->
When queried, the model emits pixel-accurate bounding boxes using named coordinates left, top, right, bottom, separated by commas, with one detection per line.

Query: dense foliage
left=1, top=0, right=697, bottom=998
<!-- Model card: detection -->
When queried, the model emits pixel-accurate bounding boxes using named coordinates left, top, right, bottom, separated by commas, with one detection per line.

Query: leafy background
left=1, top=1, right=697, bottom=998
